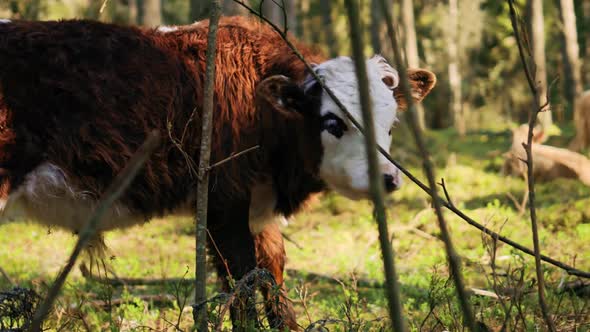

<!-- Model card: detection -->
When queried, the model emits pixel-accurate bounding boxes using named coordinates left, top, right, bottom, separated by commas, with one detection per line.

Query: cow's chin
left=335, top=187, right=371, bottom=200
left=323, top=178, right=372, bottom=200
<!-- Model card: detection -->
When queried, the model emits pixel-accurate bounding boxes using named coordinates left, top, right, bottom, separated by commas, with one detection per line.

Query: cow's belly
left=0, top=163, right=286, bottom=235
left=0, top=163, right=142, bottom=232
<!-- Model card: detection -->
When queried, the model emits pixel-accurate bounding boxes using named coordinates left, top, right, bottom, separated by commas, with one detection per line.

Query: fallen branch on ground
left=87, top=294, right=176, bottom=309
left=503, top=124, right=590, bottom=185
left=80, top=266, right=385, bottom=289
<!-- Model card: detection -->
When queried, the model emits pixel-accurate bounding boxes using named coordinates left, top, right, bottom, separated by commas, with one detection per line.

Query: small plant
left=0, top=287, right=39, bottom=331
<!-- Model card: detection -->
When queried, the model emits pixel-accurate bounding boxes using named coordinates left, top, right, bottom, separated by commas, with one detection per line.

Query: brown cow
left=0, top=17, right=436, bottom=330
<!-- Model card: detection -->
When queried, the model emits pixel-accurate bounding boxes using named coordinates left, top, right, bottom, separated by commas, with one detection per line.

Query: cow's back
left=0, top=18, right=325, bottom=232
left=0, top=20, right=198, bottom=229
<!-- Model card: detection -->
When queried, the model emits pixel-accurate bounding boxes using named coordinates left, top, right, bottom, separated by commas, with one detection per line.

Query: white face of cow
left=304, top=56, right=399, bottom=199
left=304, top=55, right=435, bottom=200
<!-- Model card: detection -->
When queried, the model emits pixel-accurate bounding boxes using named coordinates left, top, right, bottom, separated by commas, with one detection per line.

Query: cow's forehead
left=313, top=56, right=398, bottom=129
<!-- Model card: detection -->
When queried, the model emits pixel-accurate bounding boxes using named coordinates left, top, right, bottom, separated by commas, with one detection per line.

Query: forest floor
left=1, top=125, right=589, bottom=331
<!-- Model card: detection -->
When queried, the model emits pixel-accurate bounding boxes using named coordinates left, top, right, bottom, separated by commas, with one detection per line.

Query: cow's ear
left=372, top=55, right=399, bottom=91
left=394, top=68, right=436, bottom=111
left=256, top=75, right=305, bottom=118
left=257, top=75, right=307, bottom=149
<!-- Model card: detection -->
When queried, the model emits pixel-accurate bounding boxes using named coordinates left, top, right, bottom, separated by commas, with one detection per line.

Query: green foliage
left=4, top=128, right=585, bottom=331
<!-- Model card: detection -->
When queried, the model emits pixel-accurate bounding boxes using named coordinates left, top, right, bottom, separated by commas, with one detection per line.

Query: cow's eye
left=388, top=128, right=392, bottom=136
left=321, top=113, right=348, bottom=138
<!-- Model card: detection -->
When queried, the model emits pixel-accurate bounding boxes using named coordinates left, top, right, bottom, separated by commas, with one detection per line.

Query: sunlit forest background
left=0, top=0, right=589, bottom=331
left=3, top=0, right=590, bottom=131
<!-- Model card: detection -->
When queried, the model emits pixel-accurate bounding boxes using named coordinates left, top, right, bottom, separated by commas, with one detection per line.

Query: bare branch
left=99, top=0, right=109, bottom=14
left=507, top=0, right=556, bottom=330
left=0, top=266, right=14, bottom=286
left=438, top=178, right=454, bottom=208
left=206, top=145, right=259, bottom=173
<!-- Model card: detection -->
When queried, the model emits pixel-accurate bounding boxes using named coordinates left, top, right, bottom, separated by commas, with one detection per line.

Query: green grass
left=1, top=126, right=589, bottom=331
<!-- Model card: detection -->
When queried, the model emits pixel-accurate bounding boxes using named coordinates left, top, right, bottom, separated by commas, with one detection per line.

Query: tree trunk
left=570, top=91, right=590, bottom=151
left=142, top=0, right=161, bottom=27
left=222, top=0, right=246, bottom=16
left=262, top=0, right=284, bottom=29
left=300, top=0, right=311, bottom=44
left=558, top=0, right=588, bottom=149
left=448, top=0, right=464, bottom=136
left=557, top=0, right=583, bottom=109
left=285, top=0, right=298, bottom=35
left=194, top=0, right=221, bottom=330
left=129, top=0, right=138, bottom=24
left=582, top=0, right=590, bottom=86
left=402, top=0, right=425, bottom=131
left=9, top=0, right=42, bottom=20
left=528, top=0, right=553, bottom=128
left=370, top=0, right=382, bottom=54
left=320, top=0, right=338, bottom=57
left=189, top=0, right=209, bottom=22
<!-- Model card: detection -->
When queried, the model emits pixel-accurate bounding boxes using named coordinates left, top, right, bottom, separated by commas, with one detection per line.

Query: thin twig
left=193, top=1, right=221, bottom=330
left=205, top=145, right=260, bottom=173
left=99, top=0, right=109, bottom=14
left=230, top=0, right=590, bottom=280
left=282, top=233, right=304, bottom=250
left=0, top=265, right=14, bottom=286
left=507, top=1, right=556, bottom=330
left=214, top=268, right=276, bottom=332
left=206, top=229, right=233, bottom=282
left=343, top=0, right=406, bottom=330
left=438, top=178, right=454, bottom=207
left=28, top=131, right=161, bottom=332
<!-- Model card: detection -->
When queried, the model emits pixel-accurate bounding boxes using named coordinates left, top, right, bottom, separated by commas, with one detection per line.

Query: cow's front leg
left=207, top=195, right=258, bottom=331
left=254, top=222, right=298, bottom=331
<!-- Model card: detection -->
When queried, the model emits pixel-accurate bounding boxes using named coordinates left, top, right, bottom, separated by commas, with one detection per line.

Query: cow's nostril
left=383, top=174, right=397, bottom=192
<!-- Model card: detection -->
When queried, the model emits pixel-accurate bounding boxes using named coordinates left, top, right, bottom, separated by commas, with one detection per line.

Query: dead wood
left=87, top=294, right=176, bottom=309
left=503, top=124, right=590, bottom=185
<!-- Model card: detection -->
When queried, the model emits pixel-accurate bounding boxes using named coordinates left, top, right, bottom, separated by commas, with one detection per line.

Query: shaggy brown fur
left=0, top=17, right=325, bottom=215
left=0, top=17, right=328, bottom=330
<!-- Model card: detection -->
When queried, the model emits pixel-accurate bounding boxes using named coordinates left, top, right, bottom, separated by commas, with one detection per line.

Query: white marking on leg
left=249, top=182, right=281, bottom=235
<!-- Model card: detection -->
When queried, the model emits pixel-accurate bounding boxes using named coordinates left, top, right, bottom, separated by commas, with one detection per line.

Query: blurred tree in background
left=1, top=0, right=590, bottom=143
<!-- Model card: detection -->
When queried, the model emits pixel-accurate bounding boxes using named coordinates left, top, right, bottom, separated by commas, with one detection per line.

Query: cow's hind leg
left=208, top=197, right=258, bottom=331
left=255, top=223, right=298, bottom=331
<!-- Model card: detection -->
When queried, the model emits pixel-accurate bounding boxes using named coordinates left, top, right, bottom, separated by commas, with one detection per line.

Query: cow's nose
left=383, top=174, right=399, bottom=192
